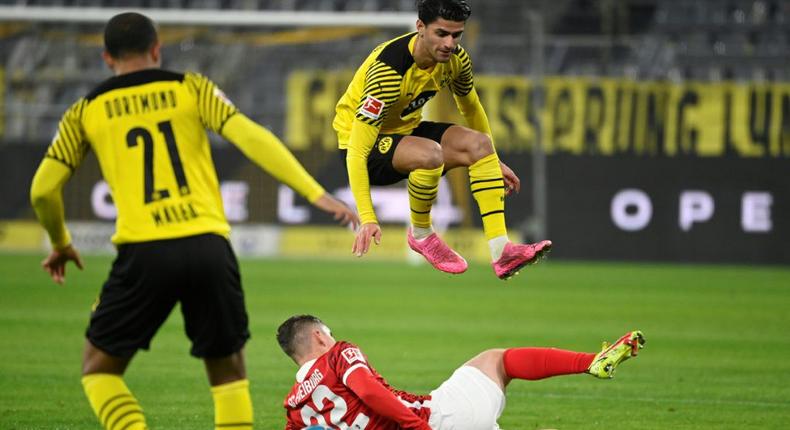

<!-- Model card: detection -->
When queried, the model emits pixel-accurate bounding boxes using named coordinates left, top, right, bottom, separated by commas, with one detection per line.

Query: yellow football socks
left=81, top=374, right=147, bottom=430
left=469, top=153, right=508, bottom=240
left=408, top=165, right=443, bottom=231
left=211, top=379, right=253, bottom=430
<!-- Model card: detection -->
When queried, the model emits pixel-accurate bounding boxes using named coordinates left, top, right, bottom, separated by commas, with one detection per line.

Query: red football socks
left=503, top=347, right=596, bottom=380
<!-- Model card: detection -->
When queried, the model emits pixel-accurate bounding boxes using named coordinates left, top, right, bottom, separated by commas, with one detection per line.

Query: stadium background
left=0, top=1, right=789, bottom=429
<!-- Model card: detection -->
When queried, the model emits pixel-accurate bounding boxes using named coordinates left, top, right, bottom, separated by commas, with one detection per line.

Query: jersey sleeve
left=30, top=158, right=74, bottom=249
left=45, top=99, right=90, bottom=171
left=346, top=61, right=403, bottom=225
left=354, top=61, right=402, bottom=127
left=450, top=45, right=474, bottom=97
left=184, top=72, right=239, bottom=134
left=451, top=46, right=495, bottom=144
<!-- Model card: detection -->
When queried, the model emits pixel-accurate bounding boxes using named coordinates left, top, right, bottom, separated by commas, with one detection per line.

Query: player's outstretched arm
left=30, top=158, right=85, bottom=284
left=345, top=367, right=431, bottom=430
left=222, top=114, right=357, bottom=228
left=346, top=118, right=384, bottom=257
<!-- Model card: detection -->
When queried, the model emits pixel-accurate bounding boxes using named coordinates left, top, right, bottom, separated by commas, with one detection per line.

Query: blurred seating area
left=0, top=0, right=787, bottom=143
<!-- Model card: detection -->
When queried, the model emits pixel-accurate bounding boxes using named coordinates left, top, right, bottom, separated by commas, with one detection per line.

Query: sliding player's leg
left=439, top=125, right=552, bottom=280
left=426, top=331, right=645, bottom=429
left=389, top=135, right=467, bottom=274
left=467, top=330, right=646, bottom=389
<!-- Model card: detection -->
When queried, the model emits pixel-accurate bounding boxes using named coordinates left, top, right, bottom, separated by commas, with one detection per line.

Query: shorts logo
left=359, top=95, right=385, bottom=120
left=341, top=347, right=366, bottom=364
left=378, top=137, right=394, bottom=154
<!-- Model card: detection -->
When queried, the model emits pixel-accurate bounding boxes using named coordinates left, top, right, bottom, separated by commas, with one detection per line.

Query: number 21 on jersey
left=126, top=120, right=190, bottom=204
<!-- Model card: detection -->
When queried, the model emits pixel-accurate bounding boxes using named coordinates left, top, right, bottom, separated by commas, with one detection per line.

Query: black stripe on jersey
left=217, top=111, right=239, bottom=135
left=451, top=46, right=474, bottom=96
left=45, top=149, right=70, bottom=169
left=366, top=65, right=400, bottom=81
left=85, top=69, right=184, bottom=101
left=376, top=32, right=417, bottom=76
left=452, top=82, right=473, bottom=96
left=199, top=78, right=213, bottom=128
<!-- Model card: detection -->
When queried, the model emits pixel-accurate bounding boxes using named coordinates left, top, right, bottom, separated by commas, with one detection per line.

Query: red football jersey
left=284, top=341, right=432, bottom=429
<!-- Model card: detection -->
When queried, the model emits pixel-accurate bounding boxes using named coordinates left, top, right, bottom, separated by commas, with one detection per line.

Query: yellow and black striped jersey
left=40, top=68, right=326, bottom=245
left=333, top=32, right=492, bottom=224
left=44, top=69, right=237, bottom=243
left=333, top=32, right=477, bottom=146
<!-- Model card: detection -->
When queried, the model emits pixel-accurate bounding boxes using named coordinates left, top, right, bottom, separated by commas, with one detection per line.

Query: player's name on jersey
left=287, top=368, right=325, bottom=408
left=104, top=90, right=178, bottom=119
left=150, top=200, right=199, bottom=227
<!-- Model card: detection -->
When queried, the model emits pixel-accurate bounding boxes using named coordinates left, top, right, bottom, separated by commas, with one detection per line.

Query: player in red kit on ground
left=277, top=315, right=645, bottom=430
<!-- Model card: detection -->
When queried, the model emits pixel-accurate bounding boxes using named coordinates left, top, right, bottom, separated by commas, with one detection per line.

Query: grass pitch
left=1, top=253, right=789, bottom=429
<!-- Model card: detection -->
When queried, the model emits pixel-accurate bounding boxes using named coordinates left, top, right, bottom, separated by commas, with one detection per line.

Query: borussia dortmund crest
left=378, top=136, right=394, bottom=154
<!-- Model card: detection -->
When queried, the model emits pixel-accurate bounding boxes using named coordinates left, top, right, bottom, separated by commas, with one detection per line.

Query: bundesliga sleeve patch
left=359, top=95, right=385, bottom=120
left=341, top=347, right=367, bottom=365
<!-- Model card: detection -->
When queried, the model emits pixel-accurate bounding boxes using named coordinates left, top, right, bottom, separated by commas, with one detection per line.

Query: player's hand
left=313, top=193, right=360, bottom=230
left=41, top=244, right=84, bottom=285
left=352, top=222, right=381, bottom=257
left=500, top=160, right=521, bottom=196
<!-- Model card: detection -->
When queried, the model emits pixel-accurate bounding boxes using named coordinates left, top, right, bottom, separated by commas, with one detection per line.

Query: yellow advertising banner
left=287, top=71, right=790, bottom=158
left=0, top=221, right=44, bottom=252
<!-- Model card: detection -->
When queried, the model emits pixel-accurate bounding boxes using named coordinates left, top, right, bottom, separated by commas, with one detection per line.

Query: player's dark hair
left=277, top=314, right=325, bottom=358
left=416, top=0, right=472, bottom=24
left=104, top=12, right=158, bottom=59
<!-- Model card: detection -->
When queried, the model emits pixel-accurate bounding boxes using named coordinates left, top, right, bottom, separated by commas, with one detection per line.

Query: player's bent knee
left=464, top=349, right=507, bottom=389
left=421, top=142, right=444, bottom=169
left=468, top=348, right=506, bottom=366
left=470, top=133, right=494, bottom=161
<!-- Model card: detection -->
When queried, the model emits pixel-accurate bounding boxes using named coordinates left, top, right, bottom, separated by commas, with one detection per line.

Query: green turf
left=1, top=253, right=789, bottom=429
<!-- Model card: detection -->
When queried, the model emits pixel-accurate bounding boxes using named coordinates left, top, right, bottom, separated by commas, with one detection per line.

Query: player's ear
left=416, top=19, right=425, bottom=37
left=150, top=42, right=162, bottom=65
left=313, top=328, right=327, bottom=346
left=101, top=51, right=115, bottom=71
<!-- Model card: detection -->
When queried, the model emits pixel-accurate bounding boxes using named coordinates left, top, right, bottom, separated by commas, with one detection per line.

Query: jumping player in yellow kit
left=30, top=12, right=357, bottom=430
left=335, top=0, right=551, bottom=279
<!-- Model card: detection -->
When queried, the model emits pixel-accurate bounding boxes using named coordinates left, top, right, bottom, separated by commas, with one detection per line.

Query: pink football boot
left=492, top=240, right=552, bottom=280
left=407, top=229, right=468, bottom=274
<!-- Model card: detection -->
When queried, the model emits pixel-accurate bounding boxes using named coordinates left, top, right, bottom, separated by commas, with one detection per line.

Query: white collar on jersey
left=296, top=359, right=317, bottom=382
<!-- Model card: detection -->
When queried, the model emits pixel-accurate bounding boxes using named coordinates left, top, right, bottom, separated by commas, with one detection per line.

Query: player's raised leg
left=587, top=330, right=646, bottom=379
left=441, top=125, right=552, bottom=280
left=464, top=330, right=646, bottom=390
left=394, top=136, right=467, bottom=274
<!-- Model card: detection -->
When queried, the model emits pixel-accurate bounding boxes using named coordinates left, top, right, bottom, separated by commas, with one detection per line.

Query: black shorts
left=343, top=121, right=454, bottom=186
left=86, top=234, right=249, bottom=359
